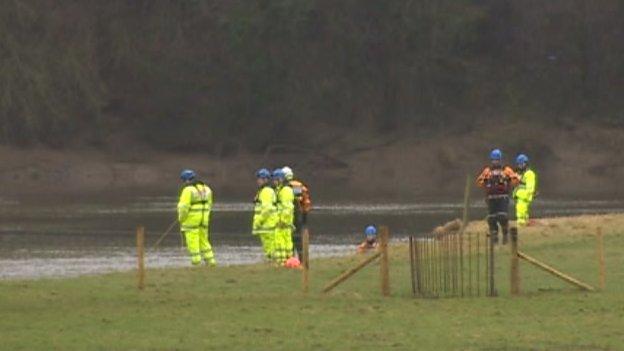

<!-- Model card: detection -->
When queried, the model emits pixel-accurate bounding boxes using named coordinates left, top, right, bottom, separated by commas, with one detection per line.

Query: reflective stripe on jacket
left=514, top=169, right=537, bottom=202
left=253, top=186, right=278, bottom=235
left=178, top=182, right=213, bottom=230
left=276, top=185, right=295, bottom=228
left=476, top=165, right=520, bottom=197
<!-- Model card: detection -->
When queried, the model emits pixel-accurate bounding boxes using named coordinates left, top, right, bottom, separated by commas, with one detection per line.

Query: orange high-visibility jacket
left=476, top=165, right=519, bottom=196
left=289, top=179, right=312, bottom=214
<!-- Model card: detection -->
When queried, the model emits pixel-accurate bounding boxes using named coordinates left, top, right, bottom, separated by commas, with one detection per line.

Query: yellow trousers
left=257, top=232, right=275, bottom=260
left=515, top=199, right=531, bottom=226
left=184, top=226, right=215, bottom=266
left=273, top=227, right=293, bottom=264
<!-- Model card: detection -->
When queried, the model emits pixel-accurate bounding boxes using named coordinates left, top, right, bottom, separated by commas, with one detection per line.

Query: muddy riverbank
left=1, top=122, right=624, bottom=200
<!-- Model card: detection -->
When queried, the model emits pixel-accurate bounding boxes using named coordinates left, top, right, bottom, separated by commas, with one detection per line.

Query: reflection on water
left=1, top=196, right=623, bottom=279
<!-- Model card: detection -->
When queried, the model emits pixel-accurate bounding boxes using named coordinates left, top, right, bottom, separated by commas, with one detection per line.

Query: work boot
left=205, top=258, right=217, bottom=267
left=502, top=232, right=509, bottom=245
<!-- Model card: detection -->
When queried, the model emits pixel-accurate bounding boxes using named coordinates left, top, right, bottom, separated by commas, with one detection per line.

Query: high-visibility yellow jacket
left=178, top=182, right=213, bottom=231
left=276, top=184, right=295, bottom=228
left=513, top=169, right=537, bottom=202
left=252, top=185, right=278, bottom=235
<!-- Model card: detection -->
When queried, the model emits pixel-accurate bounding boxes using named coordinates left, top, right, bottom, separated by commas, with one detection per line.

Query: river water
left=1, top=196, right=623, bottom=279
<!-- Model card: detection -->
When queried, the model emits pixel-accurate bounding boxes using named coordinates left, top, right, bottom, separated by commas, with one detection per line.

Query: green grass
left=1, top=214, right=624, bottom=350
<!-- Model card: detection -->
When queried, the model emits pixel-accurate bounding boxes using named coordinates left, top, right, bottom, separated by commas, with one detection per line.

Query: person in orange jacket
left=282, top=166, right=312, bottom=259
left=476, top=149, right=520, bottom=245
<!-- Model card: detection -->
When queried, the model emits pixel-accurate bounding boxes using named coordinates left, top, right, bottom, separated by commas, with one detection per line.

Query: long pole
left=151, top=219, right=178, bottom=250
left=596, top=227, right=606, bottom=290
left=510, top=227, right=520, bottom=296
left=517, top=251, right=595, bottom=291
left=302, top=228, right=310, bottom=294
left=179, top=230, right=185, bottom=251
left=137, top=226, right=146, bottom=290
left=322, top=252, right=381, bottom=293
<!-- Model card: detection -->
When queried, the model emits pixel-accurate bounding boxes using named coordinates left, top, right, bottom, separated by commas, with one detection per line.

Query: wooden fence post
left=137, top=226, right=145, bottom=290
left=302, top=228, right=310, bottom=294
left=380, top=226, right=390, bottom=297
left=510, top=227, right=520, bottom=296
left=596, top=227, right=606, bottom=290
left=459, top=174, right=471, bottom=297
left=409, top=236, right=416, bottom=296
left=488, top=232, right=497, bottom=297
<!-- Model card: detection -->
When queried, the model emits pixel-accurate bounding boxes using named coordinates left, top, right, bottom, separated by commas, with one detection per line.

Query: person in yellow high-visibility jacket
left=513, top=154, right=538, bottom=227
left=177, top=169, right=215, bottom=266
left=252, top=168, right=278, bottom=261
left=272, top=168, right=295, bottom=265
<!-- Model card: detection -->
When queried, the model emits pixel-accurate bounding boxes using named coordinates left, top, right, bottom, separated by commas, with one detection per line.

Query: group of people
left=252, top=166, right=312, bottom=266
left=175, top=166, right=311, bottom=267
left=173, top=149, right=536, bottom=267
left=476, top=149, right=537, bottom=244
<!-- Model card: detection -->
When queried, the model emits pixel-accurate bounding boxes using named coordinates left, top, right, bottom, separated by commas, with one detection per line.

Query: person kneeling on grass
left=357, top=225, right=378, bottom=253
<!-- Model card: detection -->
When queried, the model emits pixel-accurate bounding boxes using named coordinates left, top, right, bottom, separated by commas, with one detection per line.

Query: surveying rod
left=151, top=219, right=178, bottom=250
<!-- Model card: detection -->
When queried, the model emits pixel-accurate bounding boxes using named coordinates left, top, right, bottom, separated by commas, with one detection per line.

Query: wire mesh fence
left=409, top=230, right=496, bottom=298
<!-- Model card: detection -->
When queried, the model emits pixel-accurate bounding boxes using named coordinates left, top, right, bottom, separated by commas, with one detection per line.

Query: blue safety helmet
left=256, top=168, right=271, bottom=179
left=490, top=149, right=503, bottom=161
left=516, top=154, right=529, bottom=166
left=365, top=225, right=377, bottom=237
left=180, top=169, right=196, bottom=181
left=272, top=168, right=285, bottom=180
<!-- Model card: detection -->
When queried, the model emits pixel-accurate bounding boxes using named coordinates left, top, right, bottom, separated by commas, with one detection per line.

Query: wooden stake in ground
left=409, top=236, right=416, bottom=296
left=596, top=227, right=606, bottom=290
left=517, top=251, right=595, bottom=291
left=510, top=227, right=520, bottom=296
left=302, top=227, right=310, bottom=294
left=468, top=231, right=472, bottom=296
left=476, top=230, right=481, bottom=296
left=136, top=226, right=146, bottom=290
left=488, top=232, right=497, bottom=297
left=415, top=237, right=422, bottom=296
left=380, top=226, right=390, bottom=297
left=460, top=174, right=471, bottom=296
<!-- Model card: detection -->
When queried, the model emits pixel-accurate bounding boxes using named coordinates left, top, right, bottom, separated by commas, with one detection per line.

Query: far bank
left=1, top=122, right=623, bottom=200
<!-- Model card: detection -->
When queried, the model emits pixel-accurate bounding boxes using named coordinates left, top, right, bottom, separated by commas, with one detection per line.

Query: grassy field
left=1, top=214, right=623, bottom=350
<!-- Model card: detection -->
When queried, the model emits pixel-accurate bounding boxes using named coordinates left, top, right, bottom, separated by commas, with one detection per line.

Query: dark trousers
left=292, top=211, right=307, bottom=259
left=487, top=196, right=509, bottom=240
